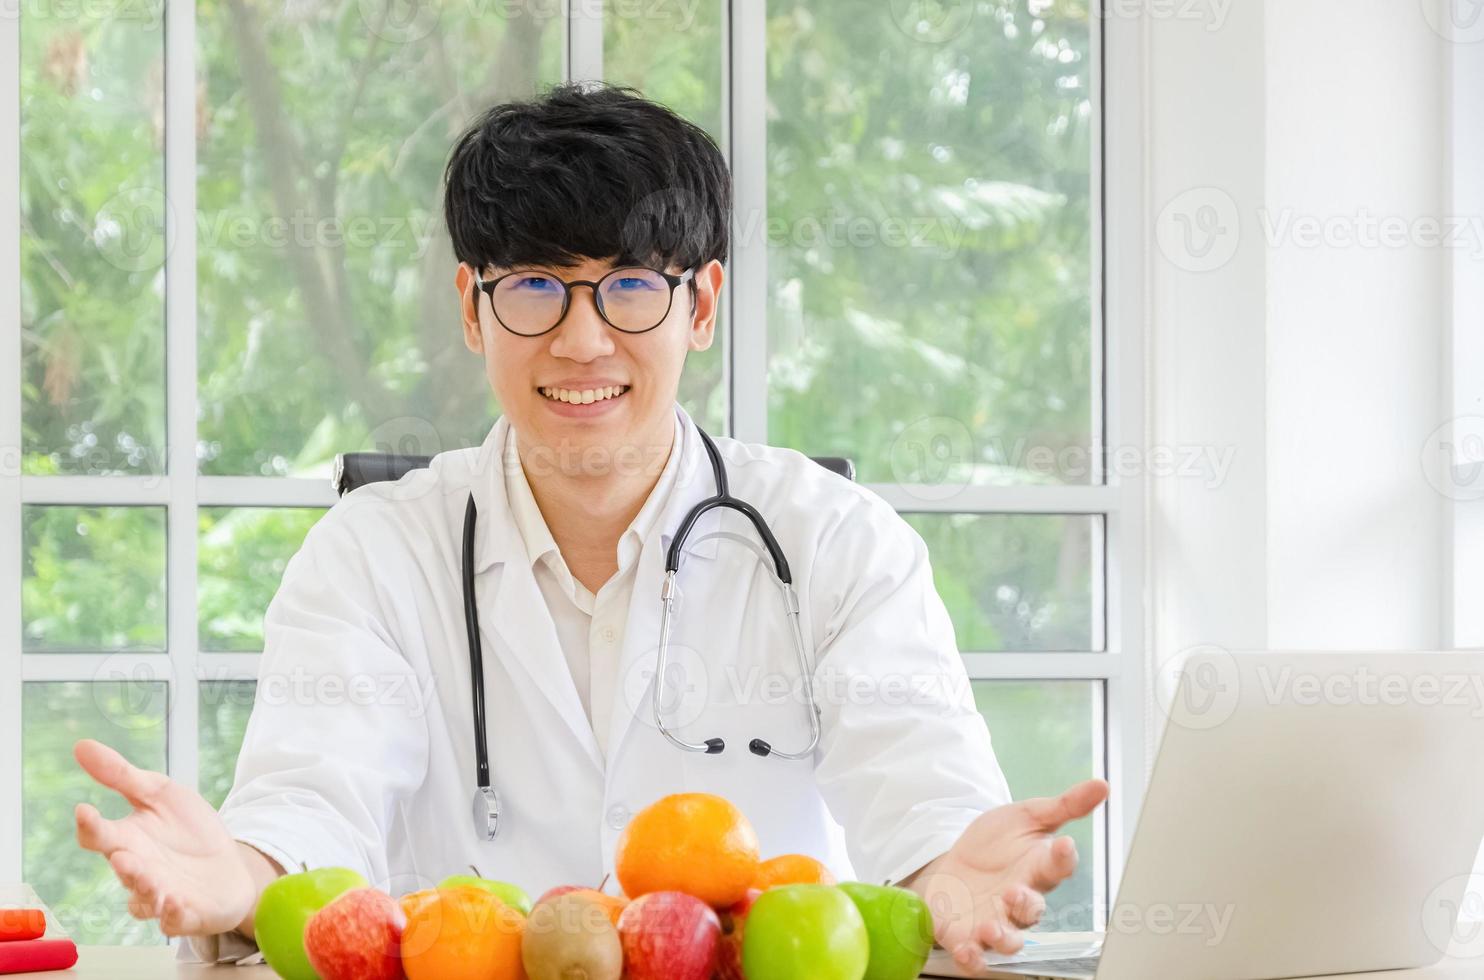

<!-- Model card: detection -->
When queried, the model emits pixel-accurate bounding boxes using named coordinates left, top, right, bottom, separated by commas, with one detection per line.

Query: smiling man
left=73, top=81, right=1106, bottom=973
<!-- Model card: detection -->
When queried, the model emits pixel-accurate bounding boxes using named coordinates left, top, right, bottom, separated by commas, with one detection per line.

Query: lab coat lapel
left=465, top=417, right=605, bottom=775
left=605, top=408, right=725, bottom=766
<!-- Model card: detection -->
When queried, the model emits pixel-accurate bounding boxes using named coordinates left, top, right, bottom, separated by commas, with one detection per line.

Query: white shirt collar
left=502, top=410, right=686, bottom=576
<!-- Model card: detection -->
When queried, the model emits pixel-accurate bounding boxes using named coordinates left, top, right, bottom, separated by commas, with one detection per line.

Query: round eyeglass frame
left=474, top=265, right=698, bottom=337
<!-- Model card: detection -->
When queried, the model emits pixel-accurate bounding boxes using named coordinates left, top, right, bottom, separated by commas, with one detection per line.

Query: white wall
left=1146, top=0, right=1457, bottom=686
left=1450, top=24, right=1484, bottom=648
left=1144, top=0, right=1269, bottom=765
left=1265, top=0, right=1449, bottom=650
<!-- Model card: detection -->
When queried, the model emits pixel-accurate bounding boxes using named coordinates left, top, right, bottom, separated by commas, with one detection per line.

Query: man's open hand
left=906, top=778, right=1109, bottom=973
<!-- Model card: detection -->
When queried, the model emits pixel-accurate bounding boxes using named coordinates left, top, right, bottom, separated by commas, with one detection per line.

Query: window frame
left=0, top=0, right=1149, bottom=932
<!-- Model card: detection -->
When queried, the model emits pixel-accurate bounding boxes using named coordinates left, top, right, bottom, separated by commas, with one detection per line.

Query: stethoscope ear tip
left=748, top=739, right=772, bottom=758
left=704, top=738, right=726, bottom=754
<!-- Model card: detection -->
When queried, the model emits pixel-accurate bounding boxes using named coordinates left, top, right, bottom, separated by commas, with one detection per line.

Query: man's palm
left=73, top=739, right=257, bottom=937
left=917, top=779, right=1108, bottom=971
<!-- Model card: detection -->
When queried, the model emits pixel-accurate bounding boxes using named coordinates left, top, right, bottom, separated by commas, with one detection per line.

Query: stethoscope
left=466, top=426, right=822, bottom=841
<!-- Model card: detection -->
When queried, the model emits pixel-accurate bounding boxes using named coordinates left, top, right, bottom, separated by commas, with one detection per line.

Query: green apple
left=839, top=882, right=935, bottom=980
left=255, top=867, right=367, bottom=980
left=437, top=874, right=533, bottom=916
left=741, top=884, right=869, bottom=980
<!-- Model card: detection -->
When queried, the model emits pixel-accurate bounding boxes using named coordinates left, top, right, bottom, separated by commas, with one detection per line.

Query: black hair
left=442, top=81, right=731, bottom=276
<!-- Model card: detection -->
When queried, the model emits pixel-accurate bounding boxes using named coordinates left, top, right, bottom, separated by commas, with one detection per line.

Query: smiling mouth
left=538, top=385, right=631, bottom=405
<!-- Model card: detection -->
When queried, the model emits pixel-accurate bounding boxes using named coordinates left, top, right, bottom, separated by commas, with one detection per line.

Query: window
left=2, top=0, right=1135, bottom=942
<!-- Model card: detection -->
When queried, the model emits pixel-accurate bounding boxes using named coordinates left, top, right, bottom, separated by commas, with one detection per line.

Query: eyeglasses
left=474, top=265, right=697, bottom=337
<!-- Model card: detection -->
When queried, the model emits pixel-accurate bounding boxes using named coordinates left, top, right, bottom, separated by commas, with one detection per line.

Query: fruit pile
left=256, top=792, right=934, bottom=980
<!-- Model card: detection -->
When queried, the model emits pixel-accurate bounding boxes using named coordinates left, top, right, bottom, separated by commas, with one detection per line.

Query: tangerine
left=753, top=853, right=836, bottom=889
left=615, top=793, right=760, bottom=907
left=399, top=885, right=525, bottom=980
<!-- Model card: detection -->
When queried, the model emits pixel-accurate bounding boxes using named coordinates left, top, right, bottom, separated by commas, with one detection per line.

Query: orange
left=400, top=885, right=526, bottom=980
left=754, top=854, right=837, bottom=889
left=615, top=793, right=760, bottom=907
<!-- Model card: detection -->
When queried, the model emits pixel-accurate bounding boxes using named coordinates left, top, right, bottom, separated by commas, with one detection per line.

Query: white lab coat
left=212, top=405, right=1011, bottom=912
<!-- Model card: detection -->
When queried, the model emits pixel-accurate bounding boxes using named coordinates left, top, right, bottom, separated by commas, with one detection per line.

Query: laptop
left=925, top=650, right=1484, bottom=980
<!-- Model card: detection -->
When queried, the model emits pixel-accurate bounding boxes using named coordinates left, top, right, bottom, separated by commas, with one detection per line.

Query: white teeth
left=541, top=385, right=628, bottom=404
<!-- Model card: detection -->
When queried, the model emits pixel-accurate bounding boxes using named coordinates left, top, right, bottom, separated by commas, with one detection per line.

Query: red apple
left=616, top=891, right=720, bottom=980
left=304, top=888, right=405, bottom=980
left=716, top=887, right=762, bottom=980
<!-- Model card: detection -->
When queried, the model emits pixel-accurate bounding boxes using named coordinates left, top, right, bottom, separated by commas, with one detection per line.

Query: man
left=73, top=82, right=1106, bottom=973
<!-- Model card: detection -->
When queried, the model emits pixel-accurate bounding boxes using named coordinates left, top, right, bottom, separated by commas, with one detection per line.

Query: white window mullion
left=961, top=652, right=1120, bottom=681
left=870, top=483, right=1118, bottom=516
left=197, top=476, right=338, bottom=508
left=19, top=475, right=171, bottom=506
left=727, top=0, right=767, bottom=443
left=197, top=652, right=264, bottom=683
left=717, top=0, right=734, bottom=435
left=566, top=0, right=603, bottom=83
left=1, top=0, right=23, bottom=885
left=164, top=0, right=201, bottom=808
left=1101, top=1, right=1150, bottom=893
left=21, top=653, right=175, bottom=683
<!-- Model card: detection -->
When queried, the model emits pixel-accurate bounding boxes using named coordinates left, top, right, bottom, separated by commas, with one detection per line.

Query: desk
left=1, top=944, right=1477, bottom=979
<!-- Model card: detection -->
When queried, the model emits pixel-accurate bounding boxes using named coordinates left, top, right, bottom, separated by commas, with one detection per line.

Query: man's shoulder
left=314, top=445, right=481, bottom=547
left=711, top=435, right=898, bottom=537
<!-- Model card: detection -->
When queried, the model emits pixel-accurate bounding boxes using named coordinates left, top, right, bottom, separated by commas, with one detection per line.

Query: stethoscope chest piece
left=472, top=785, right=500, bottom=841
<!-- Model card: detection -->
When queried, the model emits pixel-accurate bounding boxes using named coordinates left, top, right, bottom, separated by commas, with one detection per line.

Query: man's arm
left=801, top=491, right=1106, bottom=968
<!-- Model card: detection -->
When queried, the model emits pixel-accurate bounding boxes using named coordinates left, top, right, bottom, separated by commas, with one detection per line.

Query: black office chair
left=332, top=445, right=855, bottom=496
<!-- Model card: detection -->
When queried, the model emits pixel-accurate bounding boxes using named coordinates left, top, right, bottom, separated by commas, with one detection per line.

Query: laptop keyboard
left=987, top=955, right=1100, bottom=977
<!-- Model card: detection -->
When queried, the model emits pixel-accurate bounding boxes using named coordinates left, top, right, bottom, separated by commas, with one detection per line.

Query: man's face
left=456, top=255, right=723, bottom=474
